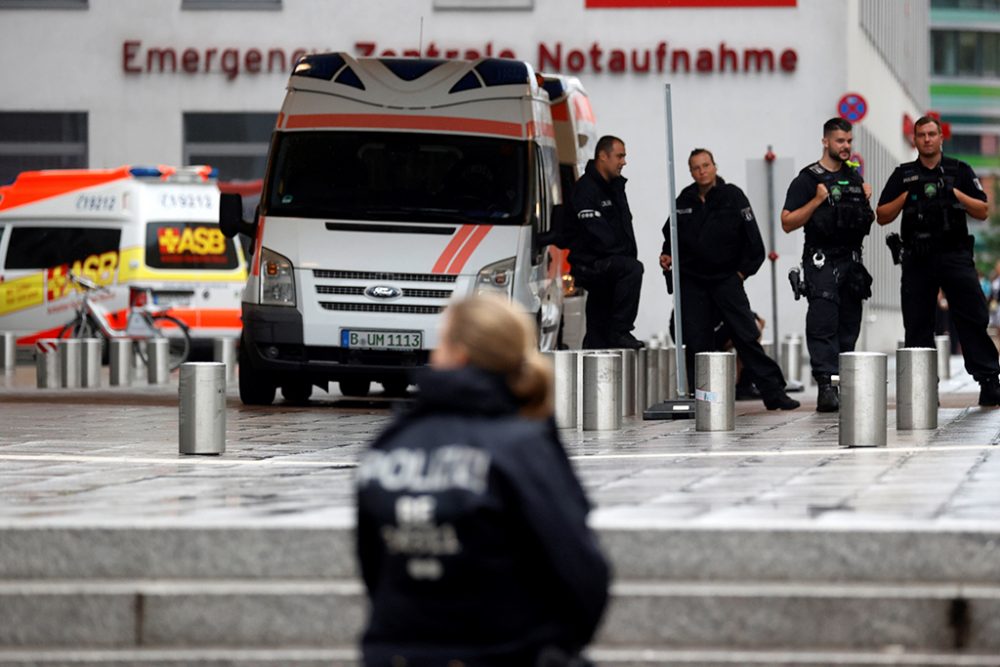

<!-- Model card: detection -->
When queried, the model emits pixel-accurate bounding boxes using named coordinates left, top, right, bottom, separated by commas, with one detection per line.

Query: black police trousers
left=577, top=255, right=643, bottom=349
left=803, top=253, right=864, bottom=381
left=679, top=274, right=786, bottom=398
left=901, top=248, right=1000, bottom=382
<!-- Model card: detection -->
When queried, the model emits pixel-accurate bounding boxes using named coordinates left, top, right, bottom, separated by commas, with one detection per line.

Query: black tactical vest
left=801, top=162, right=873, bottom=249
left=899, top=157, right=968, bottom=247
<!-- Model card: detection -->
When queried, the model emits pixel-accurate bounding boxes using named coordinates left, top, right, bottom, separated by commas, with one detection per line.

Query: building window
left=0, top=112, right=87, bottom=185
left=183, top=112, right=275, bottom=182
left=0, top=0, right=87, bottom=8
left=181, top=0, right=280, bottom=9
left=932, top=30, right=1000, bottom=76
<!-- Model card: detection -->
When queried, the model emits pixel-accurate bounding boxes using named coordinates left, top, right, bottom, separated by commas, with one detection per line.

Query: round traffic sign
left=837, top=93, right=867, bottom=123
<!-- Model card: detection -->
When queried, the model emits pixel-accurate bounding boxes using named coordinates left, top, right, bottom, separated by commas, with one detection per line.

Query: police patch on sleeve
left=974, top=178, right=984, bottom=192
left=740, top=207, right=754, bottom=222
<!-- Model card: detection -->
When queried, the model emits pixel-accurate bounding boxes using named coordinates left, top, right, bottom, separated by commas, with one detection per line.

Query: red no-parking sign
left=837, top=93, right=867, bottom=123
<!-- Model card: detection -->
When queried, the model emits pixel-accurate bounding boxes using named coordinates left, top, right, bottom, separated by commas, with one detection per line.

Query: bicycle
left=56, top=273, right=192, bottom=371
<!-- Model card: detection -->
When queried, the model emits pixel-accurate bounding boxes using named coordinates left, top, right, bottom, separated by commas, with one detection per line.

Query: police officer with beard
left=568, top=135, right=644, bottom=350
left=781, top=118, right=875, bottom=412
left=876, top=115, right=999, bottom=406
left=661, top=149, right=799, bottom=410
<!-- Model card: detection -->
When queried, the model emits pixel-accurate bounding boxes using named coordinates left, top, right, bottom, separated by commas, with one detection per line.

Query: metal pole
left=645, top=346, right=661, bottom=406
left=620, top=348, right=637, bottom=417
left=546, top=350, right=578, bottom=429
left=896, top=347, right=938, bottom=430
left=657, top=346, right=672, bottom=402
left=147, top=338, right=170, bottom=385
left=582, top=352, right=622, bottom=431
left=780, top=334, right=803, bottom=384
left=35, top=339, right=60, bottom=389
left=935, top=335, right=951, bottom=380
left=765, top=146, right=779, bottom=352
left=839, top=352, right=887, bottom=448
left=59, top=339, right=82, bottom=389
left=636, top=348, right=648, bottom=411
left=0, top=332, right=15, bottom=373
left=109, top=339, right=132, bottom=386
left=664, top=84, right=688, bottom=398
left=178, top=362, right=227, bottom=455
left=695, top=352, right=735, bottom=431
left=81, top=338, right=102, bottom=388
left=213, top=337, right=238, bottom=383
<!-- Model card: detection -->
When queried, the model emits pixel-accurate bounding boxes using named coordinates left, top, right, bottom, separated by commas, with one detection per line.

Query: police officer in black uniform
left=875, top=115, right=999, bottom=405
left=661, top=148, right=799, bottom=410
left=568, top=135, right=644, bottom=349
left=781, top=118, right=875, bottom=412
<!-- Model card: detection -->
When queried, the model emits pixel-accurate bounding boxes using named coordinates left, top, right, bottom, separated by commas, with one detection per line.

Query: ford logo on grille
left=365, top=285, right=402, bottom=300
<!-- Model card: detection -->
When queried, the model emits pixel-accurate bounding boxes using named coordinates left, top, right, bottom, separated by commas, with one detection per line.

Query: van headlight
left=259, top=247, right=296, bottom=307
left=475, top=257, right=515, bottom=298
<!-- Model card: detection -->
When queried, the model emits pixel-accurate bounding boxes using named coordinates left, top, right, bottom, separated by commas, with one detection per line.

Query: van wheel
left=238, top=345, right=276, bottom=406
left=381, top=379, right=410, bottom=397
left=339, top=379, right=371, bottom=397
left=281, top=382, right=313, bottom=404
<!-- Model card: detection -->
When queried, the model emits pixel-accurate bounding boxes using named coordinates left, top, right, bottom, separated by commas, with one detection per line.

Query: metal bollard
left=81, top=338, right=102, bottom=388
left=896, top=348, right=938, bottom=431
left=147, top=338, right=170, bottom=385
left=935, top=335, right=951, bottom=380
left=645, top=345, right=661, bottom=406
left=109, top=339, right=133, bottom=386
left=546, top=350, right=578, bottom=429
left=213, top=337, right=238, bottom=383
left=178, top=362, right=227, bottom=455
left=582, top=352, right=622, bottom=431
left=657, top=346, right=673, bottom=401
left=133, top=341, right=147, bottom=382
left=761, top=339, right=775, bottom=361
left=636, top=348, right=648, bottom=411
left=695, top=352, right=735, bottom=432
left=59, top=339, right=82, bottom=389
left=780, top=335, right=803, bottom=384
left=896, top=339, right=906, bottom=350
left=617, top=348, right=636, bottom=417
left=839, top=352, right=887, bottom=448
left=35, top=339, right=60, bottom=388
left=1, top=332, right=15, bottom=372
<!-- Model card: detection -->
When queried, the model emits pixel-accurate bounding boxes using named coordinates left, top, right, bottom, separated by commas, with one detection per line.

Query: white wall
left=0, top=0, right=926, bottom=346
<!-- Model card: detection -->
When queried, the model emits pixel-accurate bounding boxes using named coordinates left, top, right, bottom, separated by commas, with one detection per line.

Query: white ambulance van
left=221, top=54, right=564, bottom=405
left=0, top=166, right=247, bottom=351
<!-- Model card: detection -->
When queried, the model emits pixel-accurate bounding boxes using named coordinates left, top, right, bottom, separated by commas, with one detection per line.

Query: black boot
left=763, top=391, right=800, bottom=411
left=979, top=377, right=1000, bottom=407
left=816, top=382, right=839, bottom=412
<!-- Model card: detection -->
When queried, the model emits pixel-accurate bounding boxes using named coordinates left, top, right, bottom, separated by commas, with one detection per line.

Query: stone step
left=3, top=647, right=1000, bottom=667
left=4, top=525, right=1000, bottom=584
left=2, top=579, right=998, bottom=652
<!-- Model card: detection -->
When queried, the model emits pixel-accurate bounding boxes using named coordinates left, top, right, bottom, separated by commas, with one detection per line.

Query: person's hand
left=660, top=254, right=672, bottom=271
left=736, top=271, right=746, bottom=281
left=815, top=183, right=829, bottom=201
left=863, top=183, right=872, bottom=200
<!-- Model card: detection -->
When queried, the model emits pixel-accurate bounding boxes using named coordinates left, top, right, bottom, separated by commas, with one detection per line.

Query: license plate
left=153, top=293, right=193, bottom=307
left=341, top=329, right=423, bottom=351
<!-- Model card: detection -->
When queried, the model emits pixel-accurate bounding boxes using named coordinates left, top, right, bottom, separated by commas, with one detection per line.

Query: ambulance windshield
left=266, top=131, right=527, bottom=224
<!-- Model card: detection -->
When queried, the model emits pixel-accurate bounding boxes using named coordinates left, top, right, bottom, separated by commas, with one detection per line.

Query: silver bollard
left=636, top=348, right=648, bottom=411
left=582, top=352, right=622, bottom=431
left=133, top=341, right=147, bottom=382
left=780, top=335, right=803, bottom=384
left=896, top=347, right=938, bottom=431
left=59, top=339, right=82, bottom=389
left=35, top=339, right=60, bottom=388
left=178, top=362, right=226, bottom=455
left=896, top=339, right=906, bottom=350
left=619, top=348, right=637, bottom=417
left=547, top=350, right=578, bottom=429
left=695, top=352, right=735, bottom=432
left=645, top=345, right=661, bottom=406
left=761, top=339, right=775, bottom=361
left=147, top=338, right=170, bottom=385
left=81, top=338, right=102, bottom=388
left=839, top=352, right=887, bottom=448
left=657, top=346, right=672, bottom=401
left=1, top=332, right=15, bottom=372
left=935, top=335, right=951, bottom=380
left=109, top=339, right=133, bottom=386
left=213, top=337, right=238, bottom=383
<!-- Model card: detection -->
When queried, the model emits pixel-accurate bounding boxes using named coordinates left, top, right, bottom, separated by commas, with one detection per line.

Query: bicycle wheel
left=149, top=314, right=192, bottom=370
left=57, top=314, right=98, bottom=339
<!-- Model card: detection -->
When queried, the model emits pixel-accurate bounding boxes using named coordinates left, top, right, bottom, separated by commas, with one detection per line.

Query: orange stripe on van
left=285, top=113, right=524, bottom=138
left=432, top=225, right=475, bottom=274
left=0, top=167, right=131, bottom=212
left=527, top=121, right=556, bottom=139
left=551, top=101, right=570, bottom=122
left=447, top=225, right=492, bottom=274
left=168, top=309, right=243, bottom=330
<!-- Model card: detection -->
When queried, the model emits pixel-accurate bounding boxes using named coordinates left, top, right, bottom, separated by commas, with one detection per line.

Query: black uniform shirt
left=568, top=159, right=637, bottom=266
left=878, top=156, right=986, bottom=212
left=783, top=163, right=871, bottom=249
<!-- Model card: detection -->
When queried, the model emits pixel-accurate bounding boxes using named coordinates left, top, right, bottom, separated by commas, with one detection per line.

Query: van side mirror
left=536, top=203, right=567, bottom=249
left=219, top=193, right=257, bottom=239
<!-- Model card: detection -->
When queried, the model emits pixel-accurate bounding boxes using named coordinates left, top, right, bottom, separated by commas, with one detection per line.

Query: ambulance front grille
left=313, top=269, right=457, bottom=283
left=316, top=286, right=452, bottom=299
left=320, top=302, right=446, bottom=315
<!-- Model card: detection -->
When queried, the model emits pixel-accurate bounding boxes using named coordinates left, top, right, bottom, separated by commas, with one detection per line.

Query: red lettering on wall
left=245, top=48, right=262, bottom=73
left=123, top=40, right=141, bottom=73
